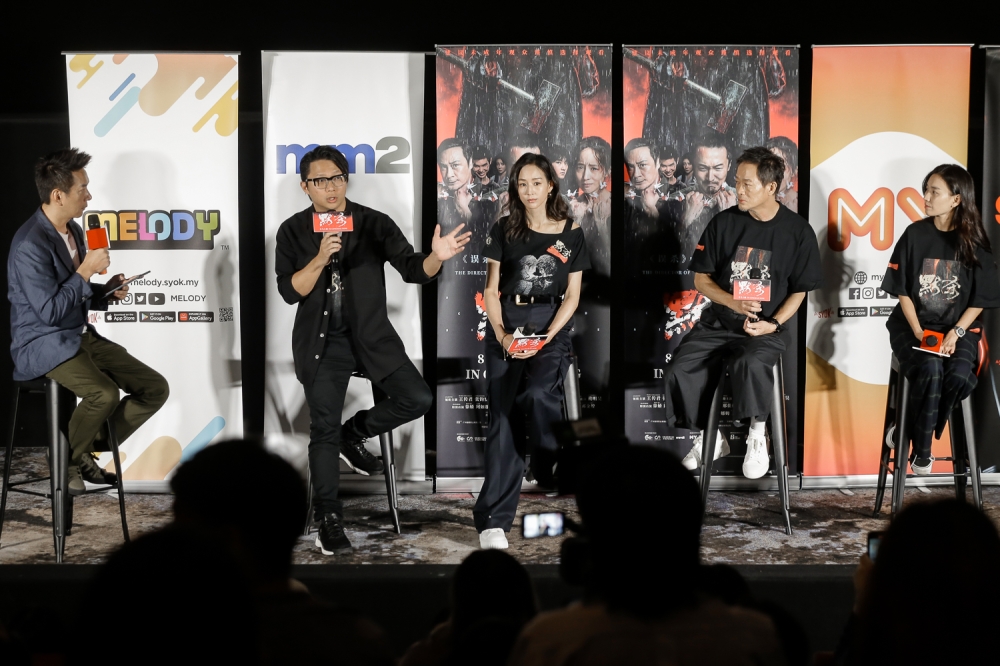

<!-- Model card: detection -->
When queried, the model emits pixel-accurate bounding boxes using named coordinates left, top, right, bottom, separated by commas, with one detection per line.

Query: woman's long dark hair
left=503, top=152, right=570, bottom=242
left=923, top=164, right=990, bottom=267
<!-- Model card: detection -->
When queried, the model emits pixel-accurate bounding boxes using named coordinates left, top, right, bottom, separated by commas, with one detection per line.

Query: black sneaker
left=316, top=513, right=353, bottom=555
left=68, top=465, right=86, bottom=496
left=339, top=438, right=384, bottom=476
left=79, top=455, right=118, bottom=486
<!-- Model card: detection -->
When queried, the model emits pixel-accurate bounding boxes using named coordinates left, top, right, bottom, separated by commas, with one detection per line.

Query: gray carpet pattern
left=2, top=449, right=996, bottom=565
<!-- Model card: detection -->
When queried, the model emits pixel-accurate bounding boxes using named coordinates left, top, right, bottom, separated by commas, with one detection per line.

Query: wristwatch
left=762, top=316, right=785, bottom=333
left=953, top=325, right=966, bottom=338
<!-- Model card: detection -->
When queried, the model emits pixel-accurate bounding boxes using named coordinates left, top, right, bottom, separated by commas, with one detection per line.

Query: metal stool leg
left=303, top=475, right=314, bottom=536
left=771, top=358, right=792, bottom=535
left=961, top=394, right=983, bottom=510
left=699, top=377, right=726, bottom=515
left=891, top=372, right=912, bottom=515
left=873, top=367, right=897, bottom=517
left=1, top=386, right=22, bottom=546
left=47, top=380, right=68, bottom=563
left=379, top=431, right=400, bottom=534
left=107, top=420, right=129, bottom=543
left=948, top=412, right=967, bottom=502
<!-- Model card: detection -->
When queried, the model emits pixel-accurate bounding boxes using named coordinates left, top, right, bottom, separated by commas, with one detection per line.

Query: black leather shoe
left=316, top=513, right=353, bottom=555
left=79, top=455, right=118, bottom=486
left=339, top=438, right=384, bottom=476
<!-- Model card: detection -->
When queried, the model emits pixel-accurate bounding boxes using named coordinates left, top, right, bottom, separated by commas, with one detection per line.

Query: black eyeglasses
left=306, top=174, right=348, bottom=189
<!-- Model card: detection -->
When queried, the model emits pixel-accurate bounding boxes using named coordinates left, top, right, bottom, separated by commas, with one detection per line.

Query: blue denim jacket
left=7, top=208, right=109, bottom=381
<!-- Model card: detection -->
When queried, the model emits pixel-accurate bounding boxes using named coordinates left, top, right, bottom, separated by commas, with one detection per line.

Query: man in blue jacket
left=8, top=148, right=169, bottom=494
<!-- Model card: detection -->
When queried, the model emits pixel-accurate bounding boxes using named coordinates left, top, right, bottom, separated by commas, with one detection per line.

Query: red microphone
left=86, top=214, right=109, bottom=275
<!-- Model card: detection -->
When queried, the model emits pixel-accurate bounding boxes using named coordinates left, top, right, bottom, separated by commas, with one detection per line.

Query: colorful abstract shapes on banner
left=67, top=53, right=239, bottom=137
left=621, top=45, right=800, bottom=467
left=435, top=45, right=613, bottom=478
left=805, top=45, right=971, bottom=476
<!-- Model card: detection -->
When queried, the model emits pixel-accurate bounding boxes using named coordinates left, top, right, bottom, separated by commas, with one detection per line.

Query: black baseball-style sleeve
left=970, top=247, right=1000, bottom=308
left=689, top=217, right=720, bottom=275
left=787, top=226, right=824, bottom=293
left=274, top=218, right=308, bottom=305
left=879, top=228, right=911, bottom=297
left=568, top=227, right=591, bottom=273
left=379, top=212, right=435, bottom=284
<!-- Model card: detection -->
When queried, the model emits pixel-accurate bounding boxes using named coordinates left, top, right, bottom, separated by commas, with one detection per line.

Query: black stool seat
left=1, top=377, right=129, bottom=562
left=873, top=354, right=982, bottom=516
left=698, top=356, right=793, bottom=535
left=304, top=371, right=401, bottom=535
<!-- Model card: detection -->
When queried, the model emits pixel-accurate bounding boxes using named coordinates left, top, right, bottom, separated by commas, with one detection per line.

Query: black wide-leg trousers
left=664, top=314, right=786, bottom=431
left=474, top=303, right=572, bottom=533
left=303, top=332, right=432, bottom=518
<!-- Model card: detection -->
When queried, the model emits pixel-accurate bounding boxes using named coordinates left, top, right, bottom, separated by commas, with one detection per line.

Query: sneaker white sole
left=315, top=535, right=352, bottom=555
left=479, top=529, right=509, bottom=549
left=339, top=452, right=373, bottom=476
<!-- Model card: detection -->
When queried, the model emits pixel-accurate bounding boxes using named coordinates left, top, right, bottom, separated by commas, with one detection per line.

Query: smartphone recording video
left=522, top=512, right=565, bottom=539
left=867, top=531, right=884, bottom=561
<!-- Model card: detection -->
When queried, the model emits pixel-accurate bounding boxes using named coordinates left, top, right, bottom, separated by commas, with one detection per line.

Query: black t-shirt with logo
left=880, top=218, right=1000, bottom=330
left=483, top=217, right=590, bottom=296
left=689, top=204, right=823, bottom=331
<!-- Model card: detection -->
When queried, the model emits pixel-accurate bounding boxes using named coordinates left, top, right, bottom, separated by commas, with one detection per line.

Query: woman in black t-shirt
left=880, top=165, right=1000, bottom=475
left=474, top=153, right=590, bottom=550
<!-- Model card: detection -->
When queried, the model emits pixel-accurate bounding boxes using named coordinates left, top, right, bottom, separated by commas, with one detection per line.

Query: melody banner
left=621, top=45, right=800, bottom=471
left=66, top=53, right=243, bottom=486
left=261, top=52, right=427, bottom=481
left=805, top=45, right=971, bottom=477
left=435, top=44, right=613, bottom=477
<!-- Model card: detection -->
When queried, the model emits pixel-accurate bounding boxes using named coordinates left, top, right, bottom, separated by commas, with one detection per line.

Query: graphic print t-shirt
left=483, top=217, right=590, bottom=296
left=689, top=205, right=823, bottom=331
left=880, top=218, right=1000, bottom=330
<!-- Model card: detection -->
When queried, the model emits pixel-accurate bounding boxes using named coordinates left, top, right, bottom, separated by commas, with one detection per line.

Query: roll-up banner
left=65, top=53, right=243, bottom=487
left=262, top=52, right=426, bottom=482
left=805, top=45, right=971, bottom=478
left=435, top=44, right=613, bottom=479
left=622, top=45, right=800, bottom=474
left=977, top=48, right=1000, bottom=472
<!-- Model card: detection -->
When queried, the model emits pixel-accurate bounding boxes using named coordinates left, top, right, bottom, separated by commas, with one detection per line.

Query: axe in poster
left=621, top=45, right=800, bottom=474
left=435, top=44, right=613, bottom=478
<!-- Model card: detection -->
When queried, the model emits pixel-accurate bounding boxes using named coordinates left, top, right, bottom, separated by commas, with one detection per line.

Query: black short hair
left=437, top=137, right=471, bottom=163
left=624, top=138, right=660, bottom=163
left=508, top=130, right=541, bottom=152
left=548, top=144, right=570, bottom=163
left=765, top=136, right=798, bottom=174
left=660, top=145, right=679, bottom=162
left=691, top=132, right=730, bottom=157
left=736, top=146, right=785, bottom=190
left=300, top=145, right=350, bottom=183
left=471, top=145, right=491, bottom=163
left=35, top=148, right=91, bottom=204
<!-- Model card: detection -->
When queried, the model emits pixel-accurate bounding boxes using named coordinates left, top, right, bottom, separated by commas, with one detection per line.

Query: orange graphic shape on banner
left=896, top=187, right=925, bottom=222
left=139, top=54, right=237, bottom=117
left=827, top=187, right=895, bottom=252
left=123, top=436, right=182, bottom=480
left=810, top=46, right=970, bottom=168
left=193, top=81, right=239, bottom=136
left=68, top=54, right=103, bottom=88
left=804, top=350, right=953, bottom=476
left=103, top=451, right=127, bottom=474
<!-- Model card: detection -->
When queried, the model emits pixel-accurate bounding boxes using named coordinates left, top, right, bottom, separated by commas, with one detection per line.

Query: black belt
left=501, top=294, right=562, bottom=305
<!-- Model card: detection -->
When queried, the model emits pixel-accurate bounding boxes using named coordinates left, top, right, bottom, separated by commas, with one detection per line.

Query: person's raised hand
left=77, top=248, right=110, bottom=281
left=432, top=224, right=471, bottom=262
left=682, top=192, right=707, bottom=225
left=315, top=233, right=342, bottom=266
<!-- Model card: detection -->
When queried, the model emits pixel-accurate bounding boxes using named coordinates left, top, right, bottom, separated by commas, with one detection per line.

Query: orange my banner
left=805, top=45, right=971, bottom=477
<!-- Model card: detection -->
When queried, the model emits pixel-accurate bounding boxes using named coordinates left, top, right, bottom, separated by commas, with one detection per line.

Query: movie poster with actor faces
left=435, top=44, right=613, bottom=479
left=621, top=45, right=800, bottom=473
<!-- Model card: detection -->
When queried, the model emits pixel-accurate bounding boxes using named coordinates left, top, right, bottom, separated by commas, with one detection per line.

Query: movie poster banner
left=262, top=52, right=427, bottom=481
left=66, top=53, right=243, bottom=486
left=976, top=48, right=1000, bottom=471
left=435, top=44, right=613, bottom=477
left=622, top=45, right=800, bottom=471
left=805, top=45, right=971, bottom=477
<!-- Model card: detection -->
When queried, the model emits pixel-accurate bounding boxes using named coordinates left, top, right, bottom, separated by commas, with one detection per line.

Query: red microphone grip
left=85, top=222, right=110, bottom=275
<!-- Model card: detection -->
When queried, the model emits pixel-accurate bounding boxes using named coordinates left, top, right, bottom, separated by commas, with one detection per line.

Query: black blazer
left=275, top=200, right=434, bottom=386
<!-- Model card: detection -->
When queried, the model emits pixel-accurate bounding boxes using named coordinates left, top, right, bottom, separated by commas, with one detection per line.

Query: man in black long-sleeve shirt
left=275, top=146, right=470, bottom=555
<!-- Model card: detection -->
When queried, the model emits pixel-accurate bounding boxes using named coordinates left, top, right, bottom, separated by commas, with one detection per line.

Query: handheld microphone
left=86, top=214, right=110, bottom=275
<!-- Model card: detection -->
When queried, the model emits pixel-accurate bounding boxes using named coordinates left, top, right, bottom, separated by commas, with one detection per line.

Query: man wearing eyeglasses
left=275, top=145, right=471, bottom=556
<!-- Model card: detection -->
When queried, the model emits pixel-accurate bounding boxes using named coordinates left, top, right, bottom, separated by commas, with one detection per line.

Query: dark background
left=1, top=7, right=993, bottom=475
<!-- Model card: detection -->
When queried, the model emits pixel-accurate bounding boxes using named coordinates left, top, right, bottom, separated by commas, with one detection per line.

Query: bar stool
left=872, top=352, right=983, bottom=517
left=698, top=355, right=793, bottom=535
left=0, top=377, right=129, bottom=563
left=303, top=371, right=401, bottom=535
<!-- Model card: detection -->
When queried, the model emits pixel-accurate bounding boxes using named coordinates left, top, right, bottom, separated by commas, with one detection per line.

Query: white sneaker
left=479, top=528, right=508, bottom=549
left=911, top=456, right=934, bottom=476
left=742, top=430, right=770, bottom=479
left=680, top=431, right=730, bottom=471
